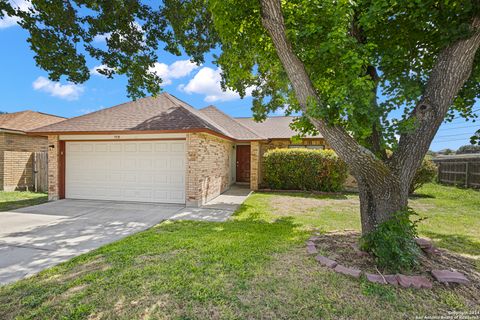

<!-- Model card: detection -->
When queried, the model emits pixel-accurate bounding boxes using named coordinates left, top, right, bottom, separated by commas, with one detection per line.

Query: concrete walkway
left=170, top=184, right=252, bottom=222
left=0, top=185, right=251, bottom=285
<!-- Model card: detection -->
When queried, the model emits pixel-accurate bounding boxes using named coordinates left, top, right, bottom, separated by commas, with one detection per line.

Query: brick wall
left=186, top=132, right=233, bottom=206
left=250, top=141, right=260, bottom=190
left=47, top=135, right=60, bottom=200
left=0, top=132, right=48, bottom=191
left=257, top=138, right=326, bottom=187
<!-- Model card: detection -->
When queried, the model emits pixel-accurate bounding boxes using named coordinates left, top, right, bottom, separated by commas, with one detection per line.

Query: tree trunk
left=356, top=174, right=407, bottom=235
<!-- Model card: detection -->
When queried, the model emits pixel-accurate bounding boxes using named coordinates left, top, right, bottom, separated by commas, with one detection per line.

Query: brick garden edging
left=306, top=235, right=470, bottom=289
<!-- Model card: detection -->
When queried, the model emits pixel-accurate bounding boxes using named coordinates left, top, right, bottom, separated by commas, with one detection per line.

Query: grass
left=0, top=183, right=478, bottom=319
left=0, top=191, right=47, bottom=211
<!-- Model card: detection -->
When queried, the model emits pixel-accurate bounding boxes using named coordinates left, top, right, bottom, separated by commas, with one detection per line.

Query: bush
left=456, top=144, right=480, bottom=154
left=410, top=158, right=437, bottom=194
left=263, top=148, right=348, bottom=192
left=360, top=208, right=421, bottom=273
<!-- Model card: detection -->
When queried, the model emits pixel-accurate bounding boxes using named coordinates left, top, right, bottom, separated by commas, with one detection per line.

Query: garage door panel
left=139, top=143, right=153, bottom=152
left=169, top=191, right=185, bottom=202
left=66, top=141, right=185, bottom=204
left=94, top=144, right=108, bottom=152
left=153, top=175, right=168, bottom=184
left=110, top=144, right=122, bottom=152
left=171, top=142, right=185, bottom=152
left=123, top=143, right=137, bottom=152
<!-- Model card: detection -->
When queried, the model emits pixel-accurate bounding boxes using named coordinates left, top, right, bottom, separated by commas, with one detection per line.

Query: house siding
left=186, top=132, right=233, bottom=206
left=0, top=132, right=48, bottom=191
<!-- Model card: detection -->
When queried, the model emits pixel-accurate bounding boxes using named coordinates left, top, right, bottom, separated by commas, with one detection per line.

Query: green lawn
left=0, top=184, right=478, bottom=319
left=0, top=191, right=47, bottom=211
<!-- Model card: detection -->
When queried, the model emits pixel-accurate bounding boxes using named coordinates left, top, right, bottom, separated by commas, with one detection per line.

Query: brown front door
left=236, top=145, right=251, bottom=183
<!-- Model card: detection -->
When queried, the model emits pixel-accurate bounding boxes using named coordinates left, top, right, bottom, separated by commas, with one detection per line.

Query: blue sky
left=0, top=9, right=478, bottom=151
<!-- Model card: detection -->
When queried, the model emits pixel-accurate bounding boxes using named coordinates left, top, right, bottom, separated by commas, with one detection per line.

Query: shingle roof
left=31, top=93, right=225, bottom=135
left=235, top=116, right=322, bottom=139
left=199, top=106, right=261, bottom=140
left=29, top=93, right=322, bottom=141
left=0, top=111, right=65, bottom=133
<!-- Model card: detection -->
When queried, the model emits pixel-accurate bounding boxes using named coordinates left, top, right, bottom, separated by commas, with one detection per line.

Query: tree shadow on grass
left=0, top=212, right=306, bottom=319
left=409, top=193, right=436, bottom=199
left=421, top=230, right=480, bottom=257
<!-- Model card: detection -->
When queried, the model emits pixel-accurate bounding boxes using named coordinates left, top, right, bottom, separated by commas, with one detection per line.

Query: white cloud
left=32, top=76, right=84, bottom=101
left=90, top=64, right=115, bottom=77
left=0, top=0, right=31, bottom=29
left=179, top=67, right=253, bottom=102
left=149, top=59, right=199, bottom=86
left=93, top=33, right=111, bottom=43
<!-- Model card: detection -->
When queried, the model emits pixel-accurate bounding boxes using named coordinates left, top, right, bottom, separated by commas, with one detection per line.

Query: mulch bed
left=308, top=231, right=480, bottom=301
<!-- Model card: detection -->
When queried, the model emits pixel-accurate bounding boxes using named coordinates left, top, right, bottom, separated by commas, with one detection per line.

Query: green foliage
left=456, top=144, right=480, bottom=154
left=263, top=148, right=348, bottom=192
left=471, top=130, right=480, bottom=145
left=360, top=208, right=421, bottom=273
left=410, top=158, right=438, bottom=194
left=1, top=0, right=478, bottom=140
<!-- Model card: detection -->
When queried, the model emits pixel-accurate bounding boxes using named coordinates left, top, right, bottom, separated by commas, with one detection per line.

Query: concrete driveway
left=0, top=200, right=184, bottom=285
left=0, top=185, right=251, bottom=285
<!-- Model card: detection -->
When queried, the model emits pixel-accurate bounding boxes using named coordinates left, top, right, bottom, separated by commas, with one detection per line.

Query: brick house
left=30, top=93, right=326, bottom=206
left=0, top=111, right=65, bottom=191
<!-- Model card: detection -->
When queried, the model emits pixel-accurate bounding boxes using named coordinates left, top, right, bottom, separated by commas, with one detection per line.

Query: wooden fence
left=433, top=154, right=480, bottom=189
left=33, top=152, right=48, bottom=193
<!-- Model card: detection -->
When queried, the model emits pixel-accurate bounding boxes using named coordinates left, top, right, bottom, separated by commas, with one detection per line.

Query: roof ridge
left=163, top=93, right=228, bottom=136
left=28, top=110, right=67, bottom=119
left=197, top=106, right=238, bottom=138
left=234, top=115, right=297, bottom=119
left=0, top=110, right=65, bottom=118
left=201, top=105, right=264, bottom=139
left=0, top=110, right=28, bottom=117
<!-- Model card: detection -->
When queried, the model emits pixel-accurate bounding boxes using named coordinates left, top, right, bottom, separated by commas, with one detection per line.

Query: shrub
left=360, top=208, right=422, bottom=273
left=263, top=148, right=348, bottom=192
left=456, top=144, right=480, bottom=154
left=410, top=158, right=437, bottom=194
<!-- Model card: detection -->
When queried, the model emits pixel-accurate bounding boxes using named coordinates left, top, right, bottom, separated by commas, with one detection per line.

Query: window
left=288, top=145, right=325, bottom=150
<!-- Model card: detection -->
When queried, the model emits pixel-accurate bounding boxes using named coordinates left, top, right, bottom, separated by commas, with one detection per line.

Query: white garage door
left=65, top=140, right=186, bottom=204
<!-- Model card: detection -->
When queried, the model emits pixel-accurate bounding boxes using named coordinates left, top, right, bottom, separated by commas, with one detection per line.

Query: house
left=30, top=93, right=326, bottom=206
left=0, top=110, right=66, bottom=191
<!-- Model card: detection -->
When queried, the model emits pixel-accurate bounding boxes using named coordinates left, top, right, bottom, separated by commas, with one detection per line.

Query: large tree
left=1, top=0, right=479, bottom=235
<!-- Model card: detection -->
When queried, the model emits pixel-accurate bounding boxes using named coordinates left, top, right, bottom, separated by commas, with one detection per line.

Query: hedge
left=263, top=148, right=348, bottom=192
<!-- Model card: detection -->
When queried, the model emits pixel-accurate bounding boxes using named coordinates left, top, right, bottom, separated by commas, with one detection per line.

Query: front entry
left=236, top=145, right=251, bottom=183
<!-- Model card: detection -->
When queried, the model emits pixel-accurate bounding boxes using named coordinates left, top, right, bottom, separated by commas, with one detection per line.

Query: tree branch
left=260, top=0, right=394, bottom=185
left=392, top=15, right=480, bottom=188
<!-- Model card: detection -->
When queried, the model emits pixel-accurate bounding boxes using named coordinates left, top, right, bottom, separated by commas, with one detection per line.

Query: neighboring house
left=0, top=111, right=66, bottom=191
left=30, top=93, right=326, bottom=206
